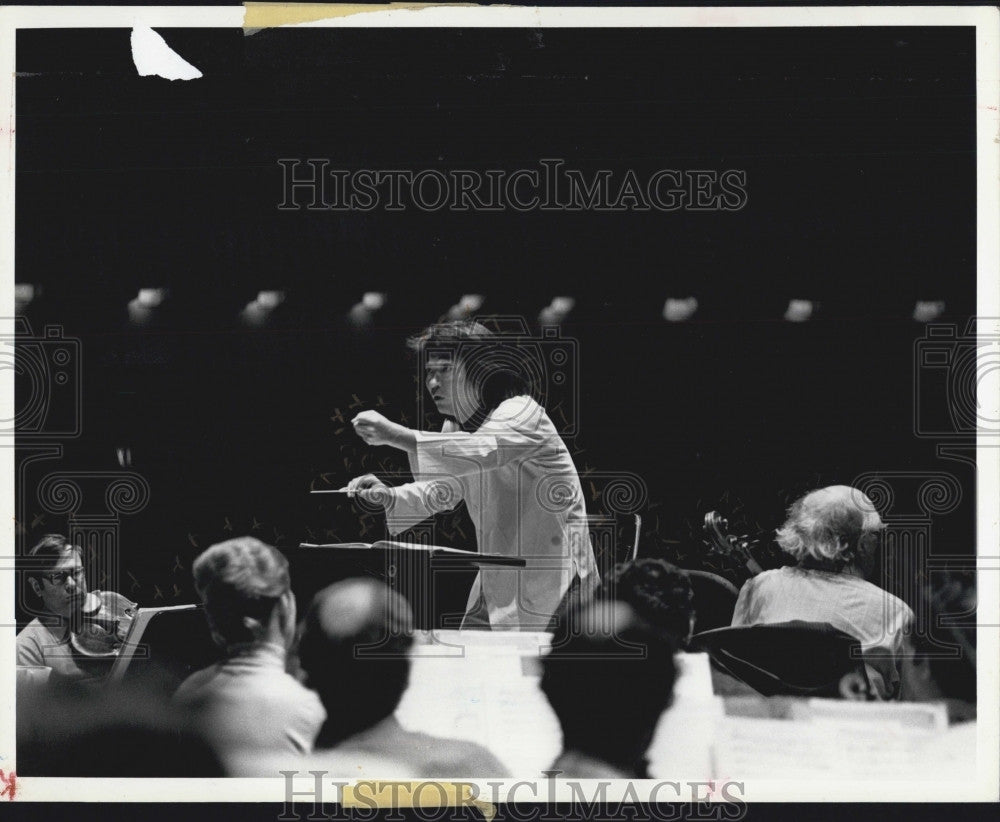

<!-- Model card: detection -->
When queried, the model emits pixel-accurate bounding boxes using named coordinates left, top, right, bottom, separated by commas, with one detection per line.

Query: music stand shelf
left=290, top=541, right=526, bottom=629
left=298, top=541, right=527, bottom=568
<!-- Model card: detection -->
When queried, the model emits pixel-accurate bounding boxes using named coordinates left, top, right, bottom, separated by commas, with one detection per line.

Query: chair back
left=689, top=620, right=871, bottom=698
left=683, top=570, right=739, bottom=633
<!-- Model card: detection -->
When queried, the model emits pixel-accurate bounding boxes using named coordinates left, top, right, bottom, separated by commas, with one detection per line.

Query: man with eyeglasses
left=16, top=533, right=128, bottom=682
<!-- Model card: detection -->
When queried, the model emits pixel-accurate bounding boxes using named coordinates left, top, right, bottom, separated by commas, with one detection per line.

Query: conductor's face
left=425, top=354, right=478, bottom=422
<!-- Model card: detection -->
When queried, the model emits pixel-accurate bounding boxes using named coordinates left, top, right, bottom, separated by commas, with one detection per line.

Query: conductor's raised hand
left=351, top=410, right=417, bottom=458
left=352, top=410, right=400, bottom=447
left=345, top=474, right=392, bottom=507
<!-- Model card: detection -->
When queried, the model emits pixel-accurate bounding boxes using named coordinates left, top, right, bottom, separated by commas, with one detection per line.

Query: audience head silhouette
left=298, top=578, right=415, bottom=746
left=597, top=559, right=695, bottom=647
left=542, top=599, right=677, bottom=777
left=903, top=573, right=977, bottom=719
left=192, top=537, right=296, bottom=651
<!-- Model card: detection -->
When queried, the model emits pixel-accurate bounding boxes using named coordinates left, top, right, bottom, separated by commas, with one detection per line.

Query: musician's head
left=776, top=485, right=883, bottom=577
left=596, top=559, right=695, bottom=648
left=297, top=578, right=414, bottom=746
left=900, top=573, right=977, bottom=720
left=26, top=534, right=88, bottom=620
left=408, top=320, right=537, bottom=423
left=192, top=537, right=296, bottom=652
left=542, top=599, right=677, bottom=777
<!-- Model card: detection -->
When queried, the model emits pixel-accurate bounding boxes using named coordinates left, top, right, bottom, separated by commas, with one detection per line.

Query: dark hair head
left=26, top=534, right=77, bottom=583
left=407, top=319, right=539, bottom=413
left=541, top=600, right=677, bottom=775
left=597, top=559, right=695, bottom=647
left=298, top=578, right=414, bottom=746
left=191, top=537, right=290, bottom=647
left=913, top=574, right=977, bottom=705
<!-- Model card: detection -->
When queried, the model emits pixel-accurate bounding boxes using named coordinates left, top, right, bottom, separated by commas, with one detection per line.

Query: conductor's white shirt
left=386, top=395, right=598, bottom=629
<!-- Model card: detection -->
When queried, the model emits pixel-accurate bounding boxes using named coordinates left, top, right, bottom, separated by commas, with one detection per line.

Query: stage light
left=241, top=301, right=268, bottom=327
left=663, top=296, right=698, bottom=322
left=241, top=289, right=287, bottom=327
left=15, top=283, right=36, bottom=308
left=128, top=287, right=168, bottom=325
left=137, top=288, right=167, bottom=308
left=447, top=293, right=485, bottom=320
left=362, top=292, right=387, bottom=311
left=551, top=297, right=575, bottom=315
left=539, top=296, right=575, bottom=325
left=256, top=290, right=286, bottom=310
left=460, top=294, right=484, bottom=312
left=913, top=300, right=945, bottom=322
left=349, top=292, right=388, bottom=326
left=784, top=299, right=814, bottom=323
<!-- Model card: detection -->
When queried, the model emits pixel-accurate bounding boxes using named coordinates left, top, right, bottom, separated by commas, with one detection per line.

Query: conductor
left=347, top=320, right=598, bottom=630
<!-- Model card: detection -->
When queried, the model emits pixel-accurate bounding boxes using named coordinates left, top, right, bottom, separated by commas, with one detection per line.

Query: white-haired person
left=731, top=485, right=914, bottom=699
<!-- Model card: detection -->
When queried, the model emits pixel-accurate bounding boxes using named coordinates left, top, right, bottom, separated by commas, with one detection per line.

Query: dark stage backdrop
left=14, top=26, right=976, bottom=607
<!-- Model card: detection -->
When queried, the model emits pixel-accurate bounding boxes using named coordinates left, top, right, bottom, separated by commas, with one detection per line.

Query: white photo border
left=0, top=3, right=997, bottom=804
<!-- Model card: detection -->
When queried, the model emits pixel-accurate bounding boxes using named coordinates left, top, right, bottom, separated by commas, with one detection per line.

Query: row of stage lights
left=14, top=284, right=950, bottom=326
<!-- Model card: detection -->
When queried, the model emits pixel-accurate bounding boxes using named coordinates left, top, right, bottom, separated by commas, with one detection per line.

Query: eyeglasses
left=40, top=568, right=85, bottom=586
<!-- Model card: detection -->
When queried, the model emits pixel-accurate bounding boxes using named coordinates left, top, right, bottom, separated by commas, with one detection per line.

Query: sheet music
left=109, top=604, right=200, bottom=681
left=396, top=631, right=561, bottom=775
left=788, top=698, right=949, bottom=731
left=647, top=653, right=725, bottom=779
left=711, top=714, right=972, bottom=780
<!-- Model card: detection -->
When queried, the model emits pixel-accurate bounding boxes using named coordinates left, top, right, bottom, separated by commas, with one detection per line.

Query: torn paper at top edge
left=130, top=25, right=203, bottom=81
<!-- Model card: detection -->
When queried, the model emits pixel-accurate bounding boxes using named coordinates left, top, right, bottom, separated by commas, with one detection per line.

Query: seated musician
left=174, top=537, right=325, bottom=764
left=731, top=485, right=914, bottom=699
left=17, top=534, right=136, bottom=683
left=594, top=559, right=696, bottom=648
left=901, top=573, right=977, bottom=723
left=346, top=319, right=599, bottom=631
left=295, top=578, right=510, bottom=776
left=542, top=599, right=677, bottom=778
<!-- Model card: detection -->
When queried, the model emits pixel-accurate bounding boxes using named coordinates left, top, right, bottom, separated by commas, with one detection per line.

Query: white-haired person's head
left=775, top=485, right=883, bottom=576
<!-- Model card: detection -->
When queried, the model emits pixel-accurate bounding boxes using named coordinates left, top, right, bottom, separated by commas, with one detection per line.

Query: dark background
left=14, top=25, right=977, bottom=606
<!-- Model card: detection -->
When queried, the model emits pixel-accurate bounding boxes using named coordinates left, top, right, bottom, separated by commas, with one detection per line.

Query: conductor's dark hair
left=26, top=534, right=76, bottom=584
left=407, top=320, right=540, bottom=412
left=192, top=537, right=290, bottom=648
left=541, top=600, right=677, bottom=777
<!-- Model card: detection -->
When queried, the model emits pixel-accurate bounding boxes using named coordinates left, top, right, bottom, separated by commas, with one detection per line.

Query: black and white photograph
left=2, top=3, right=998, bottom=808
